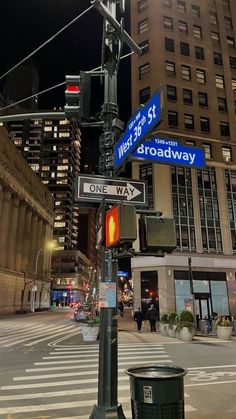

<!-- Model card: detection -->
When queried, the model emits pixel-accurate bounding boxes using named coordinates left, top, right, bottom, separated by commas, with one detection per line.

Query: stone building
left=0, top=128, right=54, bottom=313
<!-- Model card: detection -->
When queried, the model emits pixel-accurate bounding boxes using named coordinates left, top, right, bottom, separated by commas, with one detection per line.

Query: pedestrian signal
left=105, top=203, right=137, bottom=248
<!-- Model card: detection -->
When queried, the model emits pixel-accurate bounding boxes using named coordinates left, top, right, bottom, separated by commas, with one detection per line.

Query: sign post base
left=89, top=404, right=126, bottom=419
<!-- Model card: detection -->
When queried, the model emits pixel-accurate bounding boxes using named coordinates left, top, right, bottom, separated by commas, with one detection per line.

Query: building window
left=139, top=63, right=150, bottom=79
left=214, top=52, right=222, bottom=65
left=183, top=89, right=193, bottom=105
left=165, top=37, right=175, bottom=52
left=139, top=87, right=150, bottom=104
left=232, top=79, right=236, bottom=91
left=215, top=74, right=225, bottom=89
left=224, top=16, right=233, bottom=30
left=171, top=167, right=195, bottom=251
left=182, top=65, right=191, bottom=80
left=138, top=18, right=149, bottom=34
left=209, top=11, right=218, bottom=25
left=164, top=16, right=173, bottom=30
left=140, top=164, right=153, bottom=209
left=166, top=60, right=176, bottom=76
left=168, top=111, right=178, bottom=127
left=179, top=21, right=188, bottom=34
left=211, top=31, right=220, bottom=43
left=227, top=37, right=235, bottom=47
left=225, top=170, right=236, bottom=252
left=163, top=0, right=172, bottom=7
left=220, top=121, right=230, bottom=136
left=202, top=143, right=212, bottom=159
left=222, top=0, right=230, bottom=9
left=139, top=40, right=149, bottom=55
left=222, top=146, right=232, bottom=162
left=192, top=4, right=200, bottom=18
left=193, top=25, right=202, bottom=40
left=200, top=117, right=210, bottom=133
left=184, top=114, right=194, bottom=129
left=198, top=92, right=208, bottom=108
left=186, top=140, right=195, bottom=146
left=195, top=46, right=204, bottom=60
left=177, top=0, right=186, bottom=12
left=196, top=68, right=206, bottom=83
left=167, top=85, right=177, bottom=101
left=229, top=56, right=236, bottom=69
left=218, top=97, right=227, bottom=112
left=137, top=0, right=148, bottom=12
left=180, top=42, right=190, bottom=55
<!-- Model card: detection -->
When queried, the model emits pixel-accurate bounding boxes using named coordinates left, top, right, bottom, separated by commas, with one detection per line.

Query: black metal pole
left=90, top=1, right=126, bottom=417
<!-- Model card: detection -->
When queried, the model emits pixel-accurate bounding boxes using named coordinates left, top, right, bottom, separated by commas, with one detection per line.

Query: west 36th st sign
left=75, top=174, right=147, bottom=206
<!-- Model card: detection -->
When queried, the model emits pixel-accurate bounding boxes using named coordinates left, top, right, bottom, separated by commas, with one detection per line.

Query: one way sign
left=75, top=174, right=147, bottom=206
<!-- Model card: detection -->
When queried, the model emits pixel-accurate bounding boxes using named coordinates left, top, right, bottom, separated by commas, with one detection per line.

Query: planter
left=167, top=325, right=177, bottom=338
left=175, top=328, right=181, bottom=339
left=80, top=324, right=99, bottom=342
left=217, top=326, right=233, bottom=340
left=180, top=326, right=195, bottom=342
left=160, top=323, right=168, bottom=336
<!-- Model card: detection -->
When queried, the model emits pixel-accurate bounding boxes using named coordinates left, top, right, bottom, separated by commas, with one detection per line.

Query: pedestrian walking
left=147, top=304, right=158, bottom=332
left=118, top=301, right=124, bottom=317
left=134, top=307, right=144, bottom=332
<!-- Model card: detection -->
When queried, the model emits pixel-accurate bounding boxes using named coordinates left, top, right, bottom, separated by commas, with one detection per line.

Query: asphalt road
left=0, top=309, right=235, bottom=418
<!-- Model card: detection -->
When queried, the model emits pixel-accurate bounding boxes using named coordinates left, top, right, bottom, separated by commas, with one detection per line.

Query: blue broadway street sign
left=114, top=90, right=164, bottom=170
left=131, top=137, right=206, bottom=169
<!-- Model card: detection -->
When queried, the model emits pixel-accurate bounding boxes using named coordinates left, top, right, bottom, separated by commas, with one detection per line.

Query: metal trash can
left=125, top=364, right=187, bottom=419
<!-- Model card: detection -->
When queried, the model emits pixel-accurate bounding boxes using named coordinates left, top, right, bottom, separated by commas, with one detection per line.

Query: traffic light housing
left=64, top=75, right=80, bottom=119
left=139, top=216, right=176, bottom=253
left=105, top=203, right=137, bottom=248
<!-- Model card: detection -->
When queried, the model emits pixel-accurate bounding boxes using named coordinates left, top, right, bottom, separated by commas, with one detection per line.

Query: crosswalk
left=0, top=318, right=80, bottom=348
left=0, top=343, right=197, bottom=418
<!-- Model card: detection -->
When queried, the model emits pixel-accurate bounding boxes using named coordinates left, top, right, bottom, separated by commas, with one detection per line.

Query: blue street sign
left=114, top=90, right=163, bottom=170
left=117, top=271, right=129, bottom=278
left=131, top=137, right=206, bottom=169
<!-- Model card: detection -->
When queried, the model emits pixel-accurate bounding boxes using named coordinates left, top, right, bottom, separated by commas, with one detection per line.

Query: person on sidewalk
left=134, top=307, right=144, bottom=332
left=147, top=304, right=158, bottom=332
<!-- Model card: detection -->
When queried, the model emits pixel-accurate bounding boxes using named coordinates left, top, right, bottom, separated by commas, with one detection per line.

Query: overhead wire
left=0, top=4, right=93, bottom=82
left=0, top=51, right=134, bottom=113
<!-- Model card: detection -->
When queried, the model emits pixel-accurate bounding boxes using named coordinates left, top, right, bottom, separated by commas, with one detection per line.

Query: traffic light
left=64, top=75, right=80, bottom=119
left=139, top=216, right=176, bottom=253
left=105, top=203, right=137, bottom=248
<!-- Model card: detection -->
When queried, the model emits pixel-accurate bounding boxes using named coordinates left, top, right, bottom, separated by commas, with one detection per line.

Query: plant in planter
left=179, top=310, right=195, bottom=342
left=216, top=316, right=233, bottom=340
left=167, top=312, right=178, bottom=337
left=79, top=316, right=100, bottom=342
left=160, top=313, right=168, bottom=336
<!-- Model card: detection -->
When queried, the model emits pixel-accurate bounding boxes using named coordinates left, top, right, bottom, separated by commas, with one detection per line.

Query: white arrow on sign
left=83, top=182, right=141, bottom=201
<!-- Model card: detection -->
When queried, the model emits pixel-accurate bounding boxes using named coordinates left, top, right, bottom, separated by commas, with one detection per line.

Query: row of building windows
left=164, top=36, right=235, bottom=55
left=139, top=65, right=236, bottom=98
left=166, top=84, right=235, bottom=114
left=167, top=109, right=230, bottom=137
left=163, top=15, right=233, bottom=38
left=162, top=0, right=230, bottom=13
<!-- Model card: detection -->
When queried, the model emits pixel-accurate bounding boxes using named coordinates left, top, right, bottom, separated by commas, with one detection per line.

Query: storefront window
left=211, top=281, right=229, bottom=315
left=193, top=280, right=209, bottom=293
left=175, top=279, right=191, bottom=312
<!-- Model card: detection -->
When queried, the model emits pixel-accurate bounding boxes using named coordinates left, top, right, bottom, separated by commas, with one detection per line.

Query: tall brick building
left=130, top=0, right=236, bottom=321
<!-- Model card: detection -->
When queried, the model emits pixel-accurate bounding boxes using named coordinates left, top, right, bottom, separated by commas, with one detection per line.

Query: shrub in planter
left=216, top=316, right=233, bottom=340
left=179, top=310, right=195, bottom=342
left=167, top=312, right=178, bottom=337
left=79, top=316, right=100, bottom=342
left=160, top=313, right=168, bottom=336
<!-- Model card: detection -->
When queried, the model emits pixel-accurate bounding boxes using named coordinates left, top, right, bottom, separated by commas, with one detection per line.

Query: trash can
left=125, top=364, right=187, bottom=419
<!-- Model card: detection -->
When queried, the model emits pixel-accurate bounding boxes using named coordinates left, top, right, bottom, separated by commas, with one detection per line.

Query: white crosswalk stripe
left=0, top=319, right=80, bottom=347
left=0, top=343, right=197, bottom=417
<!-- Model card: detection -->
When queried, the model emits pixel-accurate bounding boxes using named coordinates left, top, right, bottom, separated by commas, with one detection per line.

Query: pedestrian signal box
left=139, top=217, right=176, bottom=253
left=105, top=203, right=137, bottom=248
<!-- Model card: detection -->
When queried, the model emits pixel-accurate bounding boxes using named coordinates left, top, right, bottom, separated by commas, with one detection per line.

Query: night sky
left=0, top=0, right=131, bottom=123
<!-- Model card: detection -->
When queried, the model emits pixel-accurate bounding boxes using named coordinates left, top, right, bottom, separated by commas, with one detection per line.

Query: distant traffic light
left=139, top=216, right=176, bottom=253
left=64, top=75, right=80, bottom=119
left=105, top=203, right=137, bottom=248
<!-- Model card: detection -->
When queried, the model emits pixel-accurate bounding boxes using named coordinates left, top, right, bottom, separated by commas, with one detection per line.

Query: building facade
left=130, top=0, right=236, bottom=320
left=0, top=128, right=54, bottom=313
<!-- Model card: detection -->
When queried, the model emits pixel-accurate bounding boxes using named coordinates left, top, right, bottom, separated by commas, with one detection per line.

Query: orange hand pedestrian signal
left=105, top=205, right=119, bottom=247
left=105, top=203, right=137, bottom=248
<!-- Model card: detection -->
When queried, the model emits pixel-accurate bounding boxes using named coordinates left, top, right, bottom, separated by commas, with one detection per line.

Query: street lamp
left=31, top=240, right=57, bottom=312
